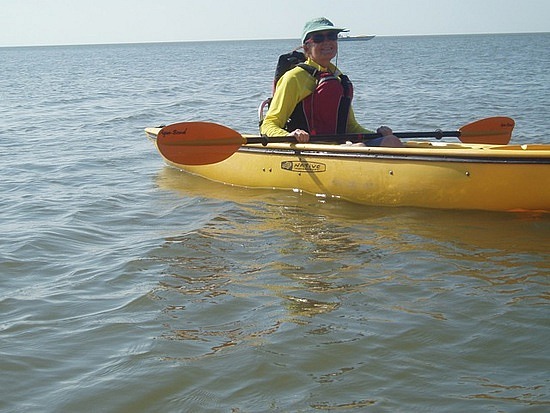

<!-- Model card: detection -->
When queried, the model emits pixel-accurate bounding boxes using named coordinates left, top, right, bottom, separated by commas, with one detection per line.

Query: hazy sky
left=1, top=0, right=549, bottom=47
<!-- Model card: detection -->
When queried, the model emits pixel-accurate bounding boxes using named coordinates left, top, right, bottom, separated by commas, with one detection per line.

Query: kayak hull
left=146, top=128, right=550, bottom=212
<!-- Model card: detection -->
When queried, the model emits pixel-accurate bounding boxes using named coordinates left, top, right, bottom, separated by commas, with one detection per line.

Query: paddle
left=156, top=117, right=514, bottom=165
left=456, top=116, right=514, bottom=145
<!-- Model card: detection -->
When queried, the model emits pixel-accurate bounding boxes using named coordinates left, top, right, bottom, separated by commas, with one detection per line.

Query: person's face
left=305, top=31, right=338, bottom=65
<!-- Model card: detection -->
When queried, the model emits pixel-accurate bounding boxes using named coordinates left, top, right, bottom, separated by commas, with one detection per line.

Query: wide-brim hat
left=301, top=17, right=348, bottom=44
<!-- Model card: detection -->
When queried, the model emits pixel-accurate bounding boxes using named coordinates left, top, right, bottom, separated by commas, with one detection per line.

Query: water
left=1, top=34, right=549, bottom=412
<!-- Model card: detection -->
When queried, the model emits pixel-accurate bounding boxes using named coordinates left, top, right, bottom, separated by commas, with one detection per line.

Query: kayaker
left=260, top=17, right=402, bottom=147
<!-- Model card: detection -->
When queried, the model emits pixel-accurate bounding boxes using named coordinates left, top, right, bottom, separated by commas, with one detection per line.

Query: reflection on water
left=464, top=376, right=548, bottom=407
left=149, top=166, right=549, bottom=411
left=155, top=165, right=549, bottom=254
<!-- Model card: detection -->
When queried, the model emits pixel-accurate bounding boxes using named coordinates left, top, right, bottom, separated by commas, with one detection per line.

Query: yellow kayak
left=145, top=120, right=550, bottom=213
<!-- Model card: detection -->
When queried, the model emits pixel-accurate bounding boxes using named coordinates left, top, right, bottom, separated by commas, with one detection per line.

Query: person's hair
left=302, top=43, right=312, bottom=58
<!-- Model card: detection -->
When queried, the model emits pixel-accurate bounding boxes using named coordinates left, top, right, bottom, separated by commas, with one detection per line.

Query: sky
left=1, top=0, right=549, bottom=47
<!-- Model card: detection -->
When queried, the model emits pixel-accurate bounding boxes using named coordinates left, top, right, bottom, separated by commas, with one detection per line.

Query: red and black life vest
left=286, top=64, right=353, bottom=136
left=261, top=51, right=353, bottom=137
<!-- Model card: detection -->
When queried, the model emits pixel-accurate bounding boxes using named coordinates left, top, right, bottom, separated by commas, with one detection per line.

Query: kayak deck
left=146, top=127, right=549, bottom=161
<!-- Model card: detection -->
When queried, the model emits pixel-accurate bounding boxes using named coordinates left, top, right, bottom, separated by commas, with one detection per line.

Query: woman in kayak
left=260, top=17, right=402, bottom=147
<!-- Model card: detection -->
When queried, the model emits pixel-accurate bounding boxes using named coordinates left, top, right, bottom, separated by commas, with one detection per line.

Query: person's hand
left=377, top=125, right=393, bottom=136
left=376, top=125, right=403, bottom=147
left=290, top=129, right=310, bottom=143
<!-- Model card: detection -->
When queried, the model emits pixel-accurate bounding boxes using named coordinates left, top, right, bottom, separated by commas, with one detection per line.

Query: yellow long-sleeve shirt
left=260, top=58, right=373, bottom=137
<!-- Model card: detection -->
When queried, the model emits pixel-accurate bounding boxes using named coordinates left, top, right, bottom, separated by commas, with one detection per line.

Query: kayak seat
left=258, top=98, right=271, bottom=130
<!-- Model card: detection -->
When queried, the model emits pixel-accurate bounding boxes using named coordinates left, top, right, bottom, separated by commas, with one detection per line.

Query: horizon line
left=1, top=31, right=548, bottom=49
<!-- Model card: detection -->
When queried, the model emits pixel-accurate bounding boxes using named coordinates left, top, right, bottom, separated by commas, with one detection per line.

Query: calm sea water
left=1, top=34, right=549, bottom=412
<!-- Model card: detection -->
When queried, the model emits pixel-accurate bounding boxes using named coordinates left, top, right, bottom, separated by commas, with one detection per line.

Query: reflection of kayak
left=338, top=34, right=375, bottom=41
left=145, top=120, right=550, bottom=213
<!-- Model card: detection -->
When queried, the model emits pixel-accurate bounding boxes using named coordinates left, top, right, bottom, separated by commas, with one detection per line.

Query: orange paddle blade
left=459, top=117, right=514, bottom=145
left=157, top=122, right=244, bottom=165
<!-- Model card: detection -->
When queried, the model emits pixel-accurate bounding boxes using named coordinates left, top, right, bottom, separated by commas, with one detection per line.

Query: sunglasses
left=308, top=32, right=339, bottom=43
